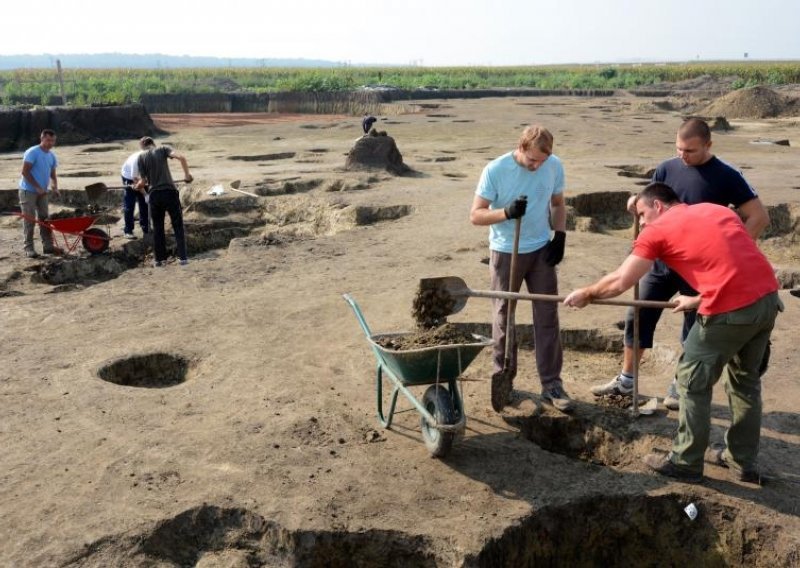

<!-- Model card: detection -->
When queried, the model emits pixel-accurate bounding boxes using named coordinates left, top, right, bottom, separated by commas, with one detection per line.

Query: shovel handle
left=230, top=187, right=260, bottom=198
left=462, top=288, right=677, bottom=310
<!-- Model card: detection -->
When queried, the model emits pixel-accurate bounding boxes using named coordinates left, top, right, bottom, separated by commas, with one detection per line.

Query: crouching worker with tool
left=564, top=182, right=781, bottom=484
left=470, top=124, right=572, bottom=413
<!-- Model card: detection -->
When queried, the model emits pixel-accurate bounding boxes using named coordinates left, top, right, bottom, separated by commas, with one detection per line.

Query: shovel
left=491, top=212, right=523, bottom=411
left=228, top=180, right=261, bottom=198
left=420, top=276, right=678, bottom=313
left=85, top=179, right=192, bottom=195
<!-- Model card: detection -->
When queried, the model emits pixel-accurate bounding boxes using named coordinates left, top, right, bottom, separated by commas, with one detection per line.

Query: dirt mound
left=345, top=131, right=411, bottom=175
left=698, top=86, right=793, bottom=119
left=0, top=104, right=162, bottom=152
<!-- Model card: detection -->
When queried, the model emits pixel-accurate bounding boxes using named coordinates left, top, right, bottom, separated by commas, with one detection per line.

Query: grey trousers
left=490, top=248, right=563, bottom=389
left=19, top=190, right=53, bottom=252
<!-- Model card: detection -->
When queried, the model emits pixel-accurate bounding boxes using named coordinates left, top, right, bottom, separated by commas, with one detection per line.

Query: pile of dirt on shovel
left=698, top=86, right=794, bottom=119
left=375, top=324, right=479, bottom=351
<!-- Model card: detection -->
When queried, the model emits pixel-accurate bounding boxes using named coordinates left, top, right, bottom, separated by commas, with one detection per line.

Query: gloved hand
left=504, top=196, right=528, bottom=220
left=544, top=231, right=566, bottom=266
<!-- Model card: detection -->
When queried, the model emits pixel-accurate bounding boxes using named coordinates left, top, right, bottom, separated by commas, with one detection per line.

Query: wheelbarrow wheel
left=421, top=385, right=456, bottom=458
left=82, top=228, right=109, bottom=255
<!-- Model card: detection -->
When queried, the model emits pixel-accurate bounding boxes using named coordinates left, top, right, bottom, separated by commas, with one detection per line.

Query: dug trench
left=0, top=186, right=414, bottom=294
left=63, top=494, right=800, bottom=566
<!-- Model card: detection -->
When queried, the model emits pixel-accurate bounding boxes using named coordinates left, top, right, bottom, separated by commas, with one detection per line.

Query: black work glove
left=504, top=196, right=528, bottom=220
left=544, top=231, right=566, bottom=266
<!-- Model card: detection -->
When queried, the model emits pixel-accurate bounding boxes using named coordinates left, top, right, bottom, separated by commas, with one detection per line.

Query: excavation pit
left=470, top=494, right=799, bottom=567
left=507, top=404, right=655, bottom=467
left=67, top=498, right=799, bottom=567
left=98, top=352, right=190, bottom=388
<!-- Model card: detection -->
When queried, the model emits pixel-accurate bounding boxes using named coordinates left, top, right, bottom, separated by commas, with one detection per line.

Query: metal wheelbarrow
left=343, top=294, right=492, bottom=458
left=12, top=212, right=110, bottom=255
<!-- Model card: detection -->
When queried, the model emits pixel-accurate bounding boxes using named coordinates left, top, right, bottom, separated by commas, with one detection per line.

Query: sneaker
left=153, top=260, right=164, bottom=268
left=179, top=258, right=189, bottom=266
left=643, top=453, right=703, bottom=484
left=25, top=249, right=39, bottom=258
left=590, top=375, right=633, bottom=396
left=541, top=385, right=575, bottom=413
left=664, top=379, right=680, bottom=411
left=709, top=446, right=763, bottom=485
left=123, top=232, right=137, bottom=240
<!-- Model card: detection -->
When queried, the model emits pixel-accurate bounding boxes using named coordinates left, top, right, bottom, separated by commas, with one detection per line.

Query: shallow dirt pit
left=98, top=352, right=191, bottom=388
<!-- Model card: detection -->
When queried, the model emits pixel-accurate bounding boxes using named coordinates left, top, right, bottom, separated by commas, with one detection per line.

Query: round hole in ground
left=97, top=352, right=190, bottom=388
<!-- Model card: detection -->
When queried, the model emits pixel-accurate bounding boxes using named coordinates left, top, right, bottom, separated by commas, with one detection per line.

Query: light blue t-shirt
left=18, top=145, right=58, bottom=193
left=475, top=151, right=564, bottom=253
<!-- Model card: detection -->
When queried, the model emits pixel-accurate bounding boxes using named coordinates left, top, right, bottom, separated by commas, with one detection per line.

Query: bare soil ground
left=1, top=93, right=800, bottom=567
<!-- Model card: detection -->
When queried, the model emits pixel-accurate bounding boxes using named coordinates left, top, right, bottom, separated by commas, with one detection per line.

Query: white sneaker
left=590, top=375, right=633, bottom=396
left=123, top=232, right=136, bottom=239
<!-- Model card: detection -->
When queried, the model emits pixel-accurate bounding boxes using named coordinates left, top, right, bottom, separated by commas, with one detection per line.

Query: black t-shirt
left=652, top=156, right=757, bottom=207
left=137, top=146, right=175, bottom=192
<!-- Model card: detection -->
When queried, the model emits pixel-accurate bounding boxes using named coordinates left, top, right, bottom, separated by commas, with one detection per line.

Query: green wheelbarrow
left=343, top=294, right=493, bottom=458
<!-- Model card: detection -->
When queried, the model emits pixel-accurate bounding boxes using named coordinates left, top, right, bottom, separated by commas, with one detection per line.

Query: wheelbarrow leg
left=376, top=365, right=400, bottom=429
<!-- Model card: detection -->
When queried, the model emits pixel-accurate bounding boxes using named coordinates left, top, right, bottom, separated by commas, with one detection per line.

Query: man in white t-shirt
left=120, top=137, right=154, bottom=239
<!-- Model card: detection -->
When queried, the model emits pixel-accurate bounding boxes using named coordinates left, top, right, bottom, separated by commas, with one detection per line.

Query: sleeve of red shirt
left=632, top=226, right=661, bottom=260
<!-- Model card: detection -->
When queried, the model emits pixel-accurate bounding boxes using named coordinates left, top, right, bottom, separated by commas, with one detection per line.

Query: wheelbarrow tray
left=368, top=332, right=493, bottom=386
left=48, top=216, right=96, bottom=234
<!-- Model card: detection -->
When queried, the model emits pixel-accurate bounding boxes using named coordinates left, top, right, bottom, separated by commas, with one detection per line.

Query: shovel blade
left=84, top=182, right=109, bottom=203
left=491, top=369, right=514, bottom=412
left=230, top=179, right=242, bottom=190
left=418, top=276, right=471, bottom=316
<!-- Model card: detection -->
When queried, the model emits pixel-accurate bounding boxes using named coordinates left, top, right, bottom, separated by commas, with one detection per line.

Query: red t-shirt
left=633, top=203, right=778, bottom=315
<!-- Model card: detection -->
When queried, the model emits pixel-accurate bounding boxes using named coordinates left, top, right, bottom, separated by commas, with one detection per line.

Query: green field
left=2, top=62, right=799, bottom=106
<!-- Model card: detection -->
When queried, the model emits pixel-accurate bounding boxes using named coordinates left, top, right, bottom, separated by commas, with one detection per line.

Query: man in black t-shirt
left=136, top=141, right=193, bottom=267
left=591, top=118, right=770, bottom=409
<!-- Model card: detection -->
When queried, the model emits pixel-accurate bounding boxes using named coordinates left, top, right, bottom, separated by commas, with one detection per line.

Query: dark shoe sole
left=709, top=447, right=764, bottom=485
left=643, top=453, right=703, bottom=484
left=543, top=397, right=575, bottom=413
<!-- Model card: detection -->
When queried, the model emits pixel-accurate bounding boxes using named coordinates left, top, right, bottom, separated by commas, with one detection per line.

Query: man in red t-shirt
left=565, top=182, right=780, bottom=484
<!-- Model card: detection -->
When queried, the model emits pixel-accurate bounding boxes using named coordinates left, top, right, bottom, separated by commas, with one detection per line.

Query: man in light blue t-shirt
left=18, top=129, right=60, bottom=258
left=470, top=124, right=572, bottom=412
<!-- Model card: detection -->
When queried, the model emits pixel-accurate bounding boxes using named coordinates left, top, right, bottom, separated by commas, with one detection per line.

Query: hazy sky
left=2, top=0, right=797, bottom=66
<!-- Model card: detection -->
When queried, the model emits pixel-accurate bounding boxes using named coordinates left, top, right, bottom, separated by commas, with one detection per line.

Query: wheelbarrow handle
left=342, top=294, right=374, bottom=338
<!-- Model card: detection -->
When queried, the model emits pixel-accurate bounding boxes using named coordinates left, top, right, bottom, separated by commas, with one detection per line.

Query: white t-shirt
left=121, top=151, right=142, bottom=180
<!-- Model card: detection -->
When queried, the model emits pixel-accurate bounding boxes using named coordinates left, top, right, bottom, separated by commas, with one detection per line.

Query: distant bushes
left=1, top=62, right=799, bottom=106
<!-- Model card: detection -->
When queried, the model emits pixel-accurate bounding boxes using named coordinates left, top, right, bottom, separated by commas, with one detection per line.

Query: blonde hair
left=518, top=125, right=554, bottom=155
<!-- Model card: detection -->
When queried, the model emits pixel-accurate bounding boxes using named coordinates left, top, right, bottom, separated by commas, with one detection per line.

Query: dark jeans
left=624, top=260, right=698, bottom=348
left=149, top=189, right=186, bottom=262
left=122, top=177, right=149, bottom=234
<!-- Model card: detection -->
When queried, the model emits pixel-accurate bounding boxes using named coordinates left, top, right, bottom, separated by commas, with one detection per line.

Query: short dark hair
left=41, top=129, right=56, bottom=137
left=139, top=136, right=155, bottom=149
left=678, top=118, right=711, bottom=143
left=637, top=182, right=680, bottom=207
